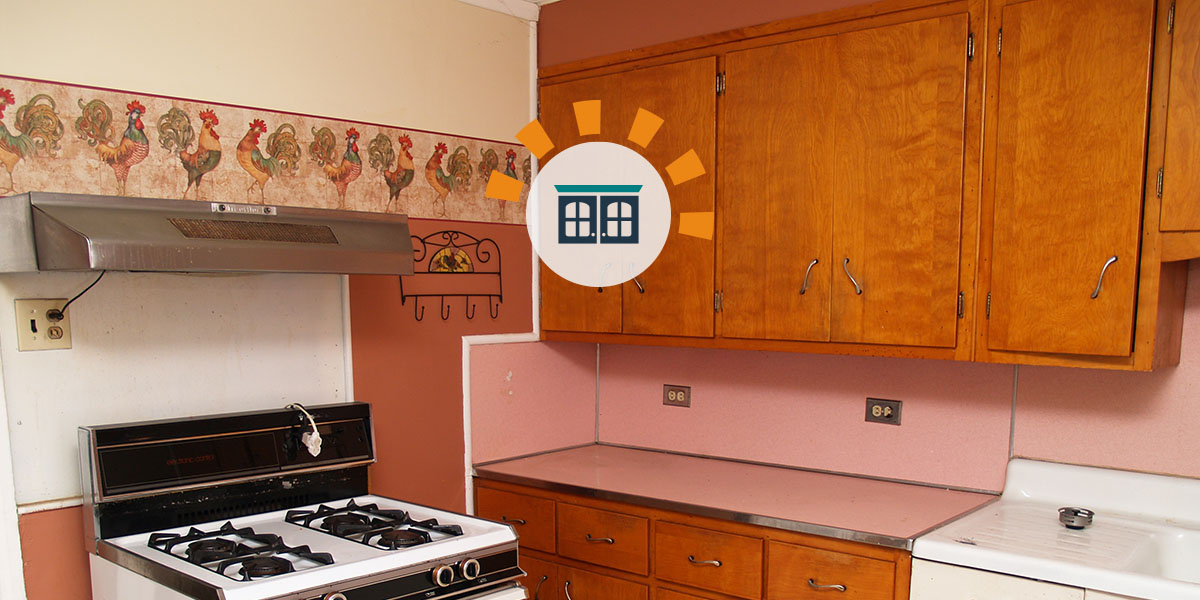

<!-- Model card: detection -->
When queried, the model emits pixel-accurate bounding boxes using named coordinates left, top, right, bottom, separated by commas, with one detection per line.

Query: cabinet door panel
left=521, top=554, right=560, bottom=600
left=831, top=14, right=968, bottom=348
left=1162, top=0, right=1200, bottom=231
left=987, top=0, right=1154, bottom=356
left=720, top=37, right=837, bottom=342
left=539, top=76, right=624, bottom=333
left=475, top=486, right=557, bottom=553
left=558, top=565, right=648, bottom=600
left=766, top=541, right=894, bottom=600
left=617, top=58, right=717, bottom=338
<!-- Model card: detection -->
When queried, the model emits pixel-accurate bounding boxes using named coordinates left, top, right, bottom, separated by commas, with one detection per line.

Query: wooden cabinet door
left=558, top=565, right=648, bottom=600
left=538, top=76, right=624, bottom=334
left=831, top=13, right=968, bottom=348
left=539, top=58, right=717, bottom=338
left=766, top=541, right=894, bottom=600
left=720, top=36, right=837, bottom=342
left=614, top=58, right=717, bottom=338
left=986, top=0, right=1154, bottom=356
left=521, top=554, right=560, bottom=600
left=1162, top=0, right=1200, bottom=231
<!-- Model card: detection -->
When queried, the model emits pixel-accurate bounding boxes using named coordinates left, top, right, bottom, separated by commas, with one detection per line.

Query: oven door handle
left=457, top=583, right=527, bottom=600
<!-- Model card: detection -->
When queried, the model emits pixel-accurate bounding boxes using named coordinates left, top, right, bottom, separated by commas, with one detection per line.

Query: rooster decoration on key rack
left=399, top=230, right=502, bottom=322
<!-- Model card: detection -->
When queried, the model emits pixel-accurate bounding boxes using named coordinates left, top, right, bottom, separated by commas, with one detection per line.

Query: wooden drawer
left=657, top=588, right=713, bottom=600
left=767, top=541, right=894, bottom=600
left=557, top=502, right=649, bottom=575
left=559, top=565, right=648, bottom=600
left=475, top=486, right=556, bottom=553
left=520, top=554, right=560, bottom=600
left=654, top=521, right=763, bottom=599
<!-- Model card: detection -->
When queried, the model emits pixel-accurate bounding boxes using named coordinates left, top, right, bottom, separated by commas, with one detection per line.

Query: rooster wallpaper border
left=0, top=74, right=531, bottom=224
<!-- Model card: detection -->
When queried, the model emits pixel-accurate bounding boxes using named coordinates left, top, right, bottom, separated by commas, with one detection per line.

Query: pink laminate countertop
left=473, top=445, right=996, bottom=550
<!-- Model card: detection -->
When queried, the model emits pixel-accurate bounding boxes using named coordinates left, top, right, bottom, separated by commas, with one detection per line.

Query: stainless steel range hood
left=0, top=192, right=414, bottom=274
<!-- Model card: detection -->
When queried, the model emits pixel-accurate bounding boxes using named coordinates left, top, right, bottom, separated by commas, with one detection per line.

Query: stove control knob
left=433, top=564, right=455, bottom=587
left=323, top=594, right=347, bottom=600
left=461, top=558, right=481, bottom=580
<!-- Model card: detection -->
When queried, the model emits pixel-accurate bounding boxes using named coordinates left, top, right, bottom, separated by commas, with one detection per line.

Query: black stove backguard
left=80, top=402, right=374, bottom=546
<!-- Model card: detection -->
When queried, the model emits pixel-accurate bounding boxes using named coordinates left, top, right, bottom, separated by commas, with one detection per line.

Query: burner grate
left=148, top=521, right=333, bottom=580
left=286, top=499, right=463, bottom=551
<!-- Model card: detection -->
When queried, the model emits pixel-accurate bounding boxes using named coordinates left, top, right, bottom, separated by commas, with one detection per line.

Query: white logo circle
left=526, top=142, right=670, bottom=287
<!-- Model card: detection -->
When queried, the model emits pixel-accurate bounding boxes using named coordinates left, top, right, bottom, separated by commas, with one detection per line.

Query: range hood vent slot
left=168, top=218, right=340, bottom=244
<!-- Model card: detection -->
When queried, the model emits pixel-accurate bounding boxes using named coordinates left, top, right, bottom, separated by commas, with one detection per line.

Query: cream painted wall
left=3, top=0, right=532, bottom=143
left=1, top=2, right=532, bottom=597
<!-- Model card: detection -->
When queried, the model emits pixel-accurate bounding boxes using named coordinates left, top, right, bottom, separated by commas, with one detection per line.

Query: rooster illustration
left=367, top=133, right=415, bottom=210
left=425, top=142, right=471, bottom=215
left=75, top=98, right=150, bottom=195
left=237, top=119, right=301, bottom=201
left=521, top=156, right=532, bottom=185
left=310, top=127, right=362, bottom=208
left=479, top=148, right=522, bottom=216
left=157, top=108, right=222, bottom=200
left=0, top=89, right=64, bottom=194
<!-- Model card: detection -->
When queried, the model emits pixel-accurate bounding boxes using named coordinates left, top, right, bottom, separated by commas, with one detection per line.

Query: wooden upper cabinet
left=720, top=36, right=838, bottom=342
left=986, top=0, right=1155, bottom=356
left=1162, top=0, right=1200, bottom=231
left=538, top=58, right=717, bottom=338
left=616, top=58, right=717, bottom=338
left=830, top=14, right=968, bottom=348
left=538, top=76, right=622, bottom=334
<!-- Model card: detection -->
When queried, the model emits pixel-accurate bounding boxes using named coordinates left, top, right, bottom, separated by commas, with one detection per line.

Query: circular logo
left=526, top=142, right=670, bottom=287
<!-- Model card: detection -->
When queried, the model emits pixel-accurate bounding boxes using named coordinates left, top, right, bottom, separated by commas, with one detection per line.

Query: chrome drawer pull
left=533, top=575, right=547, bottom=600
left=688, top=555, right=722, bottom=567
left=800, top=258, right=819, bottom=295
left=633, top=277, right=645, bottom=294
left=564, top=580, right=574, bottom=600
left=1090, top=255, right=1118, bottom=299
left=808, top=578, right=847, bottom=592
left=501, top=516, right=526, bottom=525
left=842, top=258, right=863, bottom=295
left=585, top=533, right=615, bottom=544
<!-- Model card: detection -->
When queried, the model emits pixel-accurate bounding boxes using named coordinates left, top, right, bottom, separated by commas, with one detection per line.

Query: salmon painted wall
left=469, top=341, right=596, bottom=464
left=538, top=0, right=879, bottom=66
left=350, top=219, right=532, bottom=512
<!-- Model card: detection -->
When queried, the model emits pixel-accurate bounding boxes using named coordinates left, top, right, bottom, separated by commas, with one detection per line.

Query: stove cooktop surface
left=102, top=494, right=517, bottom=600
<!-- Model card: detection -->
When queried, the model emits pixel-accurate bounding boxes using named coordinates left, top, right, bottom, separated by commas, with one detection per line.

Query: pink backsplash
left=469, top=341, right=596, bottom=463
left=598, top=347, right=1013, bottom=491
left=470, top=262, right=1200, bottom=489
left=1013, top=261, right=1200, bottom=478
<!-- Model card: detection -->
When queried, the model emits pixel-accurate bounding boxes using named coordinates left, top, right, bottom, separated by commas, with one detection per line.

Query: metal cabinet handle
left=633, top=277, right=645, bottom=294
left=501, top=516, right=526, bottom=525
left=1090, top=255, right=1118, bottom=299
left=532, top=575, right=547, bottom=600
left=564, top=580, right=574, bottom=600
left=808, top=578, right=847, bottom=592
left=800, top=258, right=819, bottom=295
left=585, top=533, right=615, bottom=544
left=842, top=258, right=863, bottom=295
left=687, top=555, right=722, bottom=567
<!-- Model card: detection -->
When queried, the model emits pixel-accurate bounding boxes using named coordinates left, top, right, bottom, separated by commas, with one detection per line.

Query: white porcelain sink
left=913, top=459, right=1200, bottom=599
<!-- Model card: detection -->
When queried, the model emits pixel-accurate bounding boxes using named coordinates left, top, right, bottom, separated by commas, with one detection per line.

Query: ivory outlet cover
left=15, top=299, right=72, bottom=351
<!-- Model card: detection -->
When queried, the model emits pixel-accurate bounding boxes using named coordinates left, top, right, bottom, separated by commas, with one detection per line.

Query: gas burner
left=238, top=556, right=294, bottom=579
left=186, top=539, right=241, bottom=564
left=372, top=528, right=430, bottom=550
left=149, top=521, right=334, bottom=580
left=285, top=499, right=464, bottom=550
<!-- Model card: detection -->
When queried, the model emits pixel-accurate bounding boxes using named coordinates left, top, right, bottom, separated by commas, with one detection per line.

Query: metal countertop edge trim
left=472, top=443, right=598, bottom=468
left=905, top=495, right=1003, bottom=544
left=472, top=469, right=914, bottom=551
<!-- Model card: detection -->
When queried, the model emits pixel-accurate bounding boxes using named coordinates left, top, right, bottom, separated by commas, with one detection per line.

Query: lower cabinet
left=475, top=479, right=913, bottom=600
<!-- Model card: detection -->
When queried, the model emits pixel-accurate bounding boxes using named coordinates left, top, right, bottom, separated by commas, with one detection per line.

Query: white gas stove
left=80, top=403, right=525, bottom=600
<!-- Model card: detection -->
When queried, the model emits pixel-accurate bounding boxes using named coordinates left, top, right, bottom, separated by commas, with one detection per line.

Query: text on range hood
left=0, top=192, right=414, bottom=275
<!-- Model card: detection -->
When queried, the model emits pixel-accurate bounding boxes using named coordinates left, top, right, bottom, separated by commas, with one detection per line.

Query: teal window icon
left=556, top=185, right=642, bottom=245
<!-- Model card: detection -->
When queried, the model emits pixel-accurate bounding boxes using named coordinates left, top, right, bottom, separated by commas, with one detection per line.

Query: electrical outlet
left=15, top=299, right=72, bottom=351
left=663, top=384, right=691, bottom=407
left=865, top=398, right=901, bottom=425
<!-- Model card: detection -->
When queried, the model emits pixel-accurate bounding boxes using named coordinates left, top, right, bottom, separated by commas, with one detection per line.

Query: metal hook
left=440, top=297, right=451, bottom=320
left=413, top=301, right=424, bottom=321
left=489, top=298, right=501, bottom=319
left=466, top=299, right=477, bottom=320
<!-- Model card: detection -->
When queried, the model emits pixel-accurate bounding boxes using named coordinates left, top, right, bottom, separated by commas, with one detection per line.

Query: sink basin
left=913, top=459, right=1200, bottom=599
